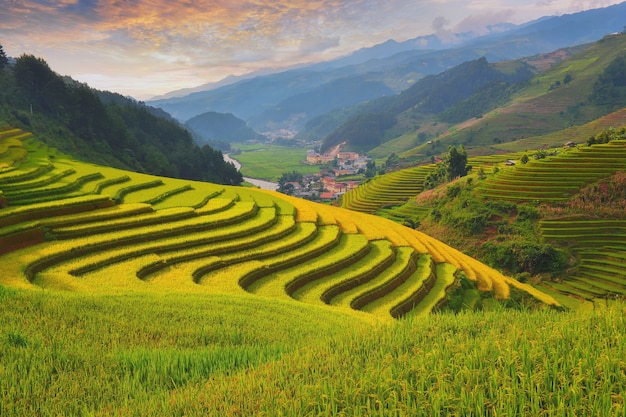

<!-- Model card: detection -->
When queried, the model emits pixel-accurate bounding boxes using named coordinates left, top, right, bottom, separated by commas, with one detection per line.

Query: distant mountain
left=147, top=68, right=286, bottom=101
left=186, top=112, right=265, bottom=144
left=319, top=57, right=536, bottom=153
left=246, top=77, right=394, bottom=132
left=148, top=2, right=626, bottom=134
left=386, top=32, right=626, bottom=161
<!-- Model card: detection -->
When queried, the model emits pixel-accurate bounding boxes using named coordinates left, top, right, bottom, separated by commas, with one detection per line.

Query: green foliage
left=483, top=239, right=567, bottom=275
left=589, top=53, right=626, bottom=107
left=424, top=145, right=471, bottom=189
left=277, top=170, right=303, bottom=194
left=563, top=73, right=573, bottom=84
left=446, top=144, right=471, bottom=179
left=0, top=54, right=242, bottom=186
left=516, top=204, right=541, bottom=222
left=0, top=43, right=8, bottom=69
left=364, top=160, right=377, bottom=178
left=384, top=152, right=400, bottom=168
left=443, top=272, right=483, bottom=313
left=587, top=126, right=626, bottom=145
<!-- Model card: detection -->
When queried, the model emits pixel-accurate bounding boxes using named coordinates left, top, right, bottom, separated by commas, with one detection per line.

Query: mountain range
left=148, top=2, right=626, bottom=136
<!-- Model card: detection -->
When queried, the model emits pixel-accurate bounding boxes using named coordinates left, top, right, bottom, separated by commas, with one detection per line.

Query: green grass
left=0, top=287, right=623, bottom=416
left=230, top=143, right=321, bottom=181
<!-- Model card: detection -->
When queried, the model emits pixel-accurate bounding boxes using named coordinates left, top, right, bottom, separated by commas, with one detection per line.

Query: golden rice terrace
left=0, top=128, right=557, bottom=319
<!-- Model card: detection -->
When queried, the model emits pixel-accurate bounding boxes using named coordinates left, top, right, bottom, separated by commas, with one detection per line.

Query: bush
left=482, top=240, right=567, bottom=275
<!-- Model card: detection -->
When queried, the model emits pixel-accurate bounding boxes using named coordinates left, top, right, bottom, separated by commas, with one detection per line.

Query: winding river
left=224, top=154, right=279, bottom=191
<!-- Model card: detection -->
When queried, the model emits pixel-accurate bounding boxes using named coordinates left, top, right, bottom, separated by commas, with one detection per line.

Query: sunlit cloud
left=0, top=0, right=623, bottom=98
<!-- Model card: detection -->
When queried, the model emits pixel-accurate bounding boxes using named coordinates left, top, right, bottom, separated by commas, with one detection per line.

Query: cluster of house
left=281, top=173, right=362, bottom=201
left=306, top=150, right=370, bottom=176
left=278, top=151, right=371, bottom=201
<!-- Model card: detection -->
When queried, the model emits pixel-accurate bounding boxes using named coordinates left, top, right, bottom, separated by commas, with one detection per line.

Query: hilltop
left=0, top=54, right=242, bottom=186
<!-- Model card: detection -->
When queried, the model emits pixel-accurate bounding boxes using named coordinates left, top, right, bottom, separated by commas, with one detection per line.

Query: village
left=278, top=149, right=372, bottom=202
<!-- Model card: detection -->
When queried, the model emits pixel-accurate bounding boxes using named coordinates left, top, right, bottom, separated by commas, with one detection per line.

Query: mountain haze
left=186, top=111, right=265, bottom=145
left=148, top=2, right=626, bottom=133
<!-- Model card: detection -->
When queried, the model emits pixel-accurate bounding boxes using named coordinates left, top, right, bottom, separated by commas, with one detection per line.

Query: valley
left=2, top=4, right=626, bottom=415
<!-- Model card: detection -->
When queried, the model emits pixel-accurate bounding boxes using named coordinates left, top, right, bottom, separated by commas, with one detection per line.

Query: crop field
left=229, top=143, right=320, bottom=181
left=540, top=218, right=626, bottom=300
left=4, top=127, right=626, bottom=416
left=476, top=141, right=626, bottom=202
left=1, top=287, right=623, bottom=416
left=341, top=164, right=437, bottom=214
left=341, top=154, right=512, bottom=217
left=0, top=128, right=557, bottom=319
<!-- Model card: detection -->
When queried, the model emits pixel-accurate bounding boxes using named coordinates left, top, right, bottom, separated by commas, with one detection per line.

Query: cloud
left=431, top=16, right=457, bottom=43
left=1, top=0, right=624, bottom=98
left=298, top=35, right=341, bottom=54
left=454, top=10, right=515, bottom=35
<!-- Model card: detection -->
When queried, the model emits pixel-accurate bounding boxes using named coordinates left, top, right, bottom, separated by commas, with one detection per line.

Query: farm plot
left=478, top=141, right=626, bottom=202
left=0, top=128, right=560, bottom=317
left=540, top=218, right=626, bottom=300
left=341, top=164, right=436, bottom=214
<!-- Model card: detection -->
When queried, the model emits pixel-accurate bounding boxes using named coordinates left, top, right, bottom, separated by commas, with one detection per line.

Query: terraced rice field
left=477, top=141, right=626, bottom=202
left=540, top=218, right=626, bottom=301
left=0, top=128, right=558, bottom=318
left=341, top=154, right=514, bottom=220
left=341, top=164, right=437, bottom=214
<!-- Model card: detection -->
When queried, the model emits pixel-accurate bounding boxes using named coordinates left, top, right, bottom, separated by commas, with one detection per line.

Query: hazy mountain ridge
left=318, top=57, right=536, bottom=152
left=148, top=2, right=626, bottom=133
left=186, top=111, right=265, bottom=145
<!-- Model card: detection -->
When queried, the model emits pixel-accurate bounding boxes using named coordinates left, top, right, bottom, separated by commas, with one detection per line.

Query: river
left=224, top=154, right=279, bottom=191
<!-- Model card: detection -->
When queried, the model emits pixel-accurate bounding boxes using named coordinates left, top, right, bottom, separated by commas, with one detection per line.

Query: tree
left=563, top=73, right=572, bottom=85
left=446, top=145, right=471, bottom=179
left=424, top=145, right=471, bottom=189
left=365, top=160, right=377, bottom=178
left=0, top=43, right=8, bottom=68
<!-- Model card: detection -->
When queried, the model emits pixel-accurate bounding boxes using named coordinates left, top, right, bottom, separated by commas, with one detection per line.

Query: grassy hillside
left=0, top=127, right=556, bottom=320
left=397, top=33, right=626, bottom=161
left=342, top=127, right=626, bottom=308
left=1, top=287, right=623, bottom=416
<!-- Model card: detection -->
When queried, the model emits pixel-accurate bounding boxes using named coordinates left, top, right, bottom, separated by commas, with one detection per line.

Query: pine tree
left=0, top=43, right=8, bottom=68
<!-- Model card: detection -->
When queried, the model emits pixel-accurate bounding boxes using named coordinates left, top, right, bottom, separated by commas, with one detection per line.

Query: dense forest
left=0, top=50, right=242, bottom=185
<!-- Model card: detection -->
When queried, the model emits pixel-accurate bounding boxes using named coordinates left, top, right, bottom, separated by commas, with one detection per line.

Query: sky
left=1, top=0, right=623, bottom=99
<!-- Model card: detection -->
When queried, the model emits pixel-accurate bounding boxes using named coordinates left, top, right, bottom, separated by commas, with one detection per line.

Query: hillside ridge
left=0, top=127, right=558, bottom=318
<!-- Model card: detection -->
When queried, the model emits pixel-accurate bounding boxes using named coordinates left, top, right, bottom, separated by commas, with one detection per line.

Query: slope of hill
left=0, top=127, right=557, bottom=318
left=397, top=33, right=626, bottom=161
left=0, top=55, right=242, bottom=186
left=341, top=126, right=626, bottom=308
left=319, top=57, right=535, bottom=153
left=185, top=111, right=264, bottom=145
